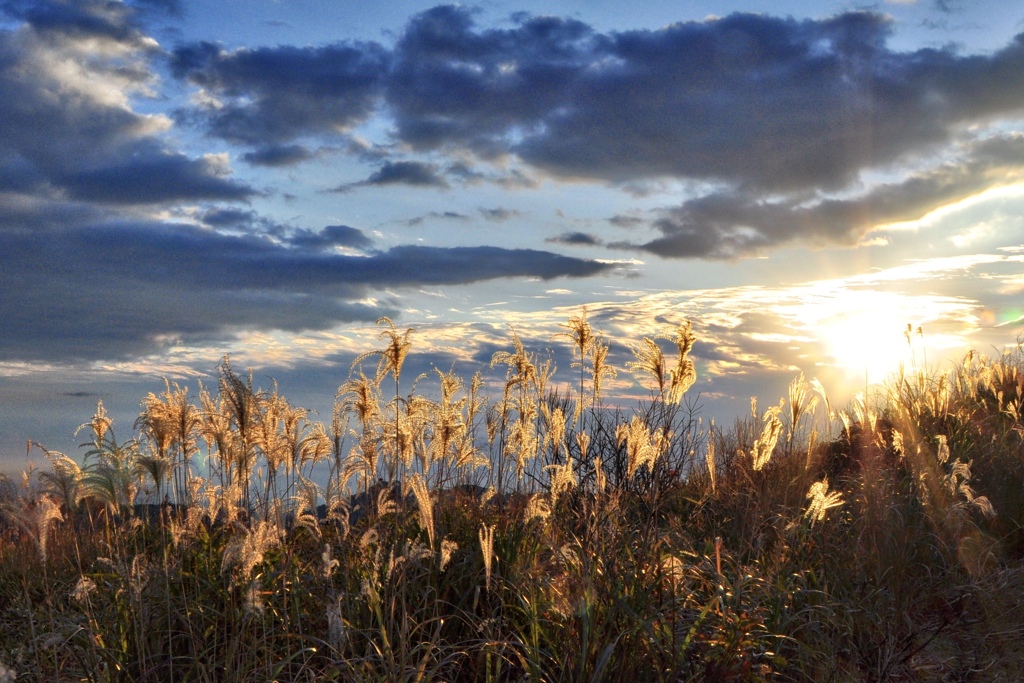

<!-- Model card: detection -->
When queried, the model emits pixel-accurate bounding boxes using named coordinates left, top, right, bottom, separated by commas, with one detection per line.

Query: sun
left=806, top=288, right=929, bottom=389
left=819, top=307, right=917, bottom=386
left=791, top=288, right=925, bottom=389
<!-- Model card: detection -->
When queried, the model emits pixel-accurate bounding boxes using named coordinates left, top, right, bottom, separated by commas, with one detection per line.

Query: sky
left=2, top=0, right=1024, bottom=473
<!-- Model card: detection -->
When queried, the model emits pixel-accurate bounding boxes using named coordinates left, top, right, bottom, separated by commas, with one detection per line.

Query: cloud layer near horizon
left=0, top=220, right=611, bottom=362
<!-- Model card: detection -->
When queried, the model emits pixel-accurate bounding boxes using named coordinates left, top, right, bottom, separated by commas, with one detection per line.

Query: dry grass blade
left=706, top=420, right=716, bottom=493
left=627, top=337, right=667, bottom=397
left=221, top=519, right=282, bottom=583
left=479, top=523, right=496, bottom=592
left=805, top=477, right=844, bottom=525
left=750, top=399, right=784, bottom=471
left=667, top=321, right=697, bottom=404
left=407, top=473, right=435, bottom=551
left=2, top=494, right=63, bottom=562
left=590, top=336, right=617, bottom=405
left=545, top=454, right=575, bottom=507
left=616, top=415, right=670, bottom=479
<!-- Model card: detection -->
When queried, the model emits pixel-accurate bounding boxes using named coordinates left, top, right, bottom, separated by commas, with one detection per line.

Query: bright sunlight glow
left=818, top=306, right=917, bottom=386
left=790, top=288, right=931, bottom=387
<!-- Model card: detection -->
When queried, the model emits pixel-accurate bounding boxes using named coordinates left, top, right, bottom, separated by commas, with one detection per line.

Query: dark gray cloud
left=0, top=193, right=108, bottom=234
left=0, top=221, right=611, bottom=362
left=387, top=6, right=599, bottom=158
left=391, top=7, right=918, bottom=188
left=288, top=224, right=374, bottom=251
left=343, top=136, right=394, bottom=163
left=479, top=207, right=520, bottom=222
left=358, top=244, right=609, bottom=283
left=622, top=133, right=1024, bottom=258
left=332, top=160, right=450, bottom=192
left=200, top=207, right=259, bottom=228
left=446, top=161, right=487, bottom=183
left=547, top=231, right=602, bottom=246
left=60, top=148, right=253, bottom=204
left=367, top=160, right=448, bottom=187
left=170, top=39, right=389, bottom=145
left=169, top=6, right=1024, bottom=258
left=608, top=214, right=645, bottom=229
left=242, top=144, right=316, bottom=167
left=442, top=162, right=538, bottom=188
left=198, top=206, right=287, bottom=236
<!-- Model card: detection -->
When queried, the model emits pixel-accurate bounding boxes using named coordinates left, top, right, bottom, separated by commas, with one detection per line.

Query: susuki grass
left=2, top=316, right=1024, bottom=681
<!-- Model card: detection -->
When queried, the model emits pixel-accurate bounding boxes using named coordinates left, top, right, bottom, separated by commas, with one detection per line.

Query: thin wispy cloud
left=479, top=207, right=521, bottom=222
left=401, top=211, right=471, bottom=227
left=333, top=160, right=451, bottom=192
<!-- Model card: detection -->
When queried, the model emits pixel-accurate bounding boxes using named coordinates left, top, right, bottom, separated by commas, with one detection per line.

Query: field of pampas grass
left=2, top=315, right=1024, bottom=681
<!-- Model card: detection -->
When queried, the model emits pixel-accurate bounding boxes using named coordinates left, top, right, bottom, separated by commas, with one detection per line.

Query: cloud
left=402, top=211, right=470, bottom=227
left=623, top=133, right=1024, bottom=258
left=391, top=8, right=1024, bottom=194
left=287, top=224, right=374, bottom=251
left=451, top=251, right=1023, bottom=406
left=354, top=244, right=611, bottom=284
left=608, top=214, right=646, bottom=229
left=332, top=160, right=450, bottom=192
left=242, top=144, right=316, bottom=167
left=366, top=160, right=448, bottom=187
left=0, top=3, right=252, bottom=209
left=2, top=0, right=156, bottom=47
left=0, top=222, right=611, bottom=362
left=443, top=162, right=539, bottom=189
left=0, top=192, right=108, bottom=234
left=170, top=39, right=389, bottom=145
left=446, top=161, right=487, bottom=184
left=60, top=149, right=254, bottom=204
left=195, top=207, right=292, bottom=239
left=547, top=231, right=603, bottom=246
left=387, top=6, right=599, bottom=156
left=479, top=207, right=521, bottom=222
left=200, top=207, right=260, bottom=229
left=166, top=6, right=1024, bottom=258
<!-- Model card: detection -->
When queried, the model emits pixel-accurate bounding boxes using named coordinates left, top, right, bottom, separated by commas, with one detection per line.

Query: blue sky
left=2, top=0, right=1024, bottom=472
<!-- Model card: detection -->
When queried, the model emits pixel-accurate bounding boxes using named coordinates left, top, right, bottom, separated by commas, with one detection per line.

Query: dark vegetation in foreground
left=2, top=315, right=1024, bottom=681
